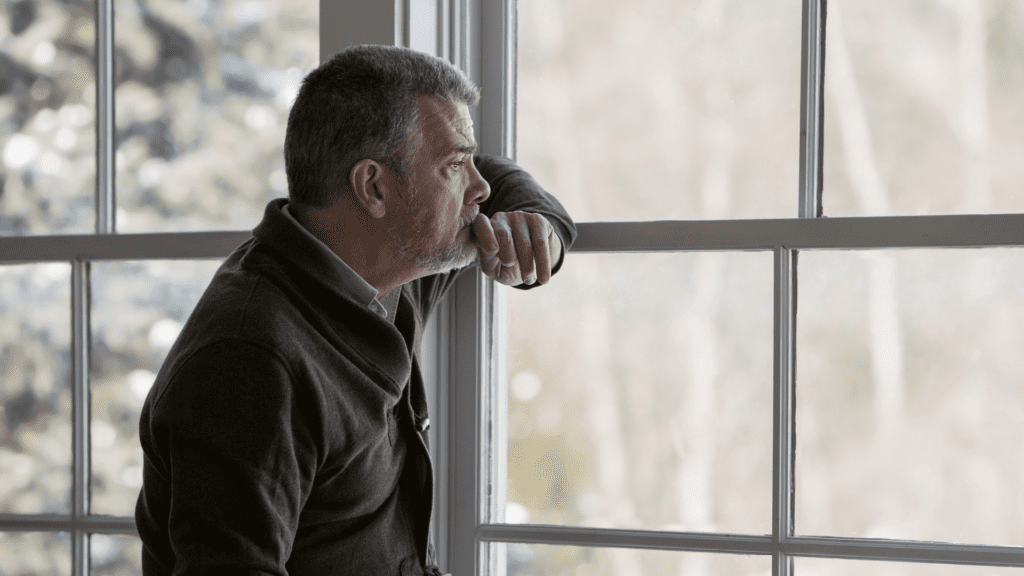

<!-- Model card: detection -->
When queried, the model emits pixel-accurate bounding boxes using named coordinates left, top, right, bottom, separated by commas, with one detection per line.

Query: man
left=135, top=45, right=575, bottom=575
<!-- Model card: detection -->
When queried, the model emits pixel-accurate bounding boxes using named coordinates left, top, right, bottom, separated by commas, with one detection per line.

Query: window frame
left=0, top=2, right=449, bottom=574
left=3, top=1, right=1024, bottom=575
left=446, top=0, right=1024, bottom=575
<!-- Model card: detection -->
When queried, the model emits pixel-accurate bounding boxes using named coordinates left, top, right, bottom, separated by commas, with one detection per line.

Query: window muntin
left=822, top=0, right=1024, bottom=216
left=505, top=252, right=773, bottom=533
left=0, top=0, right=96, bottom=236
left=0, top=0, right=317, bottom=573
left=796, top=248, right=1024, bottom=546
left=487, top=0, right=1024, bottom=574
left=516, top=0, right=802, bottom=222
left=492, top=541, right=772, bottom=575
left=796, top=557, right=1024, bottom=575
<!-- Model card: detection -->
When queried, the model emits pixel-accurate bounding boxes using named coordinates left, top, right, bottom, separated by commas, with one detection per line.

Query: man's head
left=284, top=45, right=481, bottom=209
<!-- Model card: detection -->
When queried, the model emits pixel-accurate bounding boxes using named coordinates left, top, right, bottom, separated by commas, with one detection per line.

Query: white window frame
left=439, top=1, right=1024, bottom=576
left=0, top=2, right=470, bottom=574
left=2, top=2, right=1024, bottom=575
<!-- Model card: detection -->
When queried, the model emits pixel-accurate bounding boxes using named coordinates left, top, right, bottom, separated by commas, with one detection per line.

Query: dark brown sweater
left=135, top=154, right=575, bottom=576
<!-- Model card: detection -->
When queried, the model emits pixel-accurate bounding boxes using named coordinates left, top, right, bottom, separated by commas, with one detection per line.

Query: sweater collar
left=249, top=199, right=417, bottom=390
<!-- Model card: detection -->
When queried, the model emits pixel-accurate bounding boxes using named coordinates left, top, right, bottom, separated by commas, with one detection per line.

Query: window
left=441, top=0, right=1024, bottom=575
left=4, top=2, right=1024, bottom=576
left=0, top=0, right=318, bottom=574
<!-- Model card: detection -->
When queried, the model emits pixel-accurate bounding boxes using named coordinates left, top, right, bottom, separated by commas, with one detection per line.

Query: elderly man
left=134, top=45, right=575, bottom=576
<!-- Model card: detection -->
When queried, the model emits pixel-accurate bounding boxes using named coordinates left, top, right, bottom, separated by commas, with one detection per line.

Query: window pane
left=822, top=0, right=1024, bottom=216
left=517, top=0, right=802, bottom=221
left=0, top=532, right=71, bottom=576
left=796, top=249, right=1024, bottom=545
left=91, top=533, right=142, bottom=576
left=505, top=252, right=773, bottom=533
left=796, top=557, right=1024, bottom=576
left=493, top=542, right=770, bottom=576
left=113, top=0, right=317, bottom=233
left=0, top=0, right=96, bottom=235
left=0, top=263, right=71, bottom=514
left=90, top=259, right=221, bottom=515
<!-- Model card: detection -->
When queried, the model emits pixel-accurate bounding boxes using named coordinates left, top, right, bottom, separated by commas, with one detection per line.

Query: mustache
left=460, top=211, right=479, bottom=230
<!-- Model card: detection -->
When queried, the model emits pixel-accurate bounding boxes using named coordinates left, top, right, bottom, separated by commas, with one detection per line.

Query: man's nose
left=468, top=161, right=490, bottom=205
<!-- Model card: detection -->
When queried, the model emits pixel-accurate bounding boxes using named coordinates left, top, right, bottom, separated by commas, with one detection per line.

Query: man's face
left=386, top=97, right=490, bottom=273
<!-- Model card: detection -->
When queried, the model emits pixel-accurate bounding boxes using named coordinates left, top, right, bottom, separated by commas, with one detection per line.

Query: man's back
left=135, top=201, right=439, bottom=575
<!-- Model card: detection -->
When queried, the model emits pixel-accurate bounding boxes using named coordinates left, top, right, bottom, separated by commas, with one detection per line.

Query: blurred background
left=508, top=0, right=1024, bottom=574
left=3, top=0, right=1024, bottom=575
left=1, top=0, right=317, bottom=573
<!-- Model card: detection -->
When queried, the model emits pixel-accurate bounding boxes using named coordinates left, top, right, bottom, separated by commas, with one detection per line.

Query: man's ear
left=350, top=159, right=389, bottom=219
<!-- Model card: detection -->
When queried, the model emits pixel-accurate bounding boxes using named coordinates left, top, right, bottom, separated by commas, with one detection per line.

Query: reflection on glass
left=0, top=263, right=71, bottom=514
left=517, top=0, right=801, bottom=221
left=90, top=259, right=222, bottom=515
left=91, top=533, right=142, bottom=576
left=113, top=0, right=317, bottom=232
left=0, top=0, right=96, bottom=235
left=796, top=557, right=1024, bottom=576
left=823, top=0, right=1024, bottom=215
left=505, top=252, right=773, bottom=533
left=0, top=531, right=71, bottom=575
left=495, top=542, right=770, bottom=576
left=796, top=249, right=1024, bottom=545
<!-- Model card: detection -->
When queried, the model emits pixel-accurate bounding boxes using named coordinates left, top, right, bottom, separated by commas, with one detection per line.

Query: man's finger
left=511, top=216, right=536, bottom=284
left=491, top=214, right=518, bottom=269
left=479, top=248, right=522, bottom=286
left=529, top=216, right=552, bottom=285
left=472, top=213, right=499, bottom=255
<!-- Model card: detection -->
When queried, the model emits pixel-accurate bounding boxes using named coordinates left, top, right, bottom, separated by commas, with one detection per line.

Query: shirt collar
left=281, top=203, right=398, bottom=321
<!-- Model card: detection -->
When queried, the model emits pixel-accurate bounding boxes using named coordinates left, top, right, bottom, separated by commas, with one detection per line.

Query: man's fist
left=471, top=211, right=561, bottom=286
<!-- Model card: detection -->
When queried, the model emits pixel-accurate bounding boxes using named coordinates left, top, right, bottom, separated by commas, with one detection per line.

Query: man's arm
left=138, top=340, right=316, bottom=576
left=471, top=154, right=577, bottom=289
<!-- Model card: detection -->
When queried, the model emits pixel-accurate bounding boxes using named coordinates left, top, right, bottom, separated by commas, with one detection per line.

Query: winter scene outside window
left=2, top=0, right=1024, bottom=575
left=506, top=0, right=1024, bottom=574
left=1, top=0, right=317, bottom=574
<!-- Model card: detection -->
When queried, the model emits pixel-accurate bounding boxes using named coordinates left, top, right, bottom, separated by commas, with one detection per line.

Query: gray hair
left=284, top=45, right=480, bottom=208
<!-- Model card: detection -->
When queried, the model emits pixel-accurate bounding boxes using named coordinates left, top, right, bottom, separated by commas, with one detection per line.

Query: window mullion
left=798, top=0, right=826, bottom=218
left=71, top=260, right=91, bottom=576
left=773, top=247, right=796, bottom=576
left=95, top=0, right=115, bottom=234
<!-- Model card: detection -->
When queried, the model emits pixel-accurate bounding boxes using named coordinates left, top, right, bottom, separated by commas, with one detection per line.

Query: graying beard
left=388, top=223, right=477, bottom=273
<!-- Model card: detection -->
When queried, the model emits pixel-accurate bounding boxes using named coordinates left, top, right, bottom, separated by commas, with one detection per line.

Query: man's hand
left=471, top=211, right=562, bottom=286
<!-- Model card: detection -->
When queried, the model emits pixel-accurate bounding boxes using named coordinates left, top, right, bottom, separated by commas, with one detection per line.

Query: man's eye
left=451, top=161, right=464, bottom=170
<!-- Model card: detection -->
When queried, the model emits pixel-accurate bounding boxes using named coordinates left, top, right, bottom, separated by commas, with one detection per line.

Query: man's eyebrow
left=454, top=143, right=477, bottom=154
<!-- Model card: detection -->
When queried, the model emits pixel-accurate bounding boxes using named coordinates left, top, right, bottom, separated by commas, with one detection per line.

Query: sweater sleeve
left=144, top=339, right=318, bottom=576
left=474, top=154, right=578, bottom=288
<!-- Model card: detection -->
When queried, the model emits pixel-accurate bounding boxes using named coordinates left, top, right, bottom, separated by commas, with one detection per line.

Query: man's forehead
left=417, top=96, right=476, bottom=147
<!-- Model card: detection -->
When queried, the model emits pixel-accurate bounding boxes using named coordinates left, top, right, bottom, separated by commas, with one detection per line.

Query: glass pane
left=517, top=0, right=802, bottom=221
left=0, top=0, right=96, bottom=235
left=822, top=0, right=1024, bottom=216
left=113, top=0, right=317, bottom=232
left=0, top=263, right=71, bottom=514
left=796, top=249, right=1024, bottom=545
left=505, top=252, right=773, bottom=533
left=796, top=557, right=1024, bottom=576
left=91, top=533, right=142, bottom=576
left=0, top=532, right=71, bottom=576
left=495, top=542, right=770, bottom=576
left=90, top=259, right=222, bottom=515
